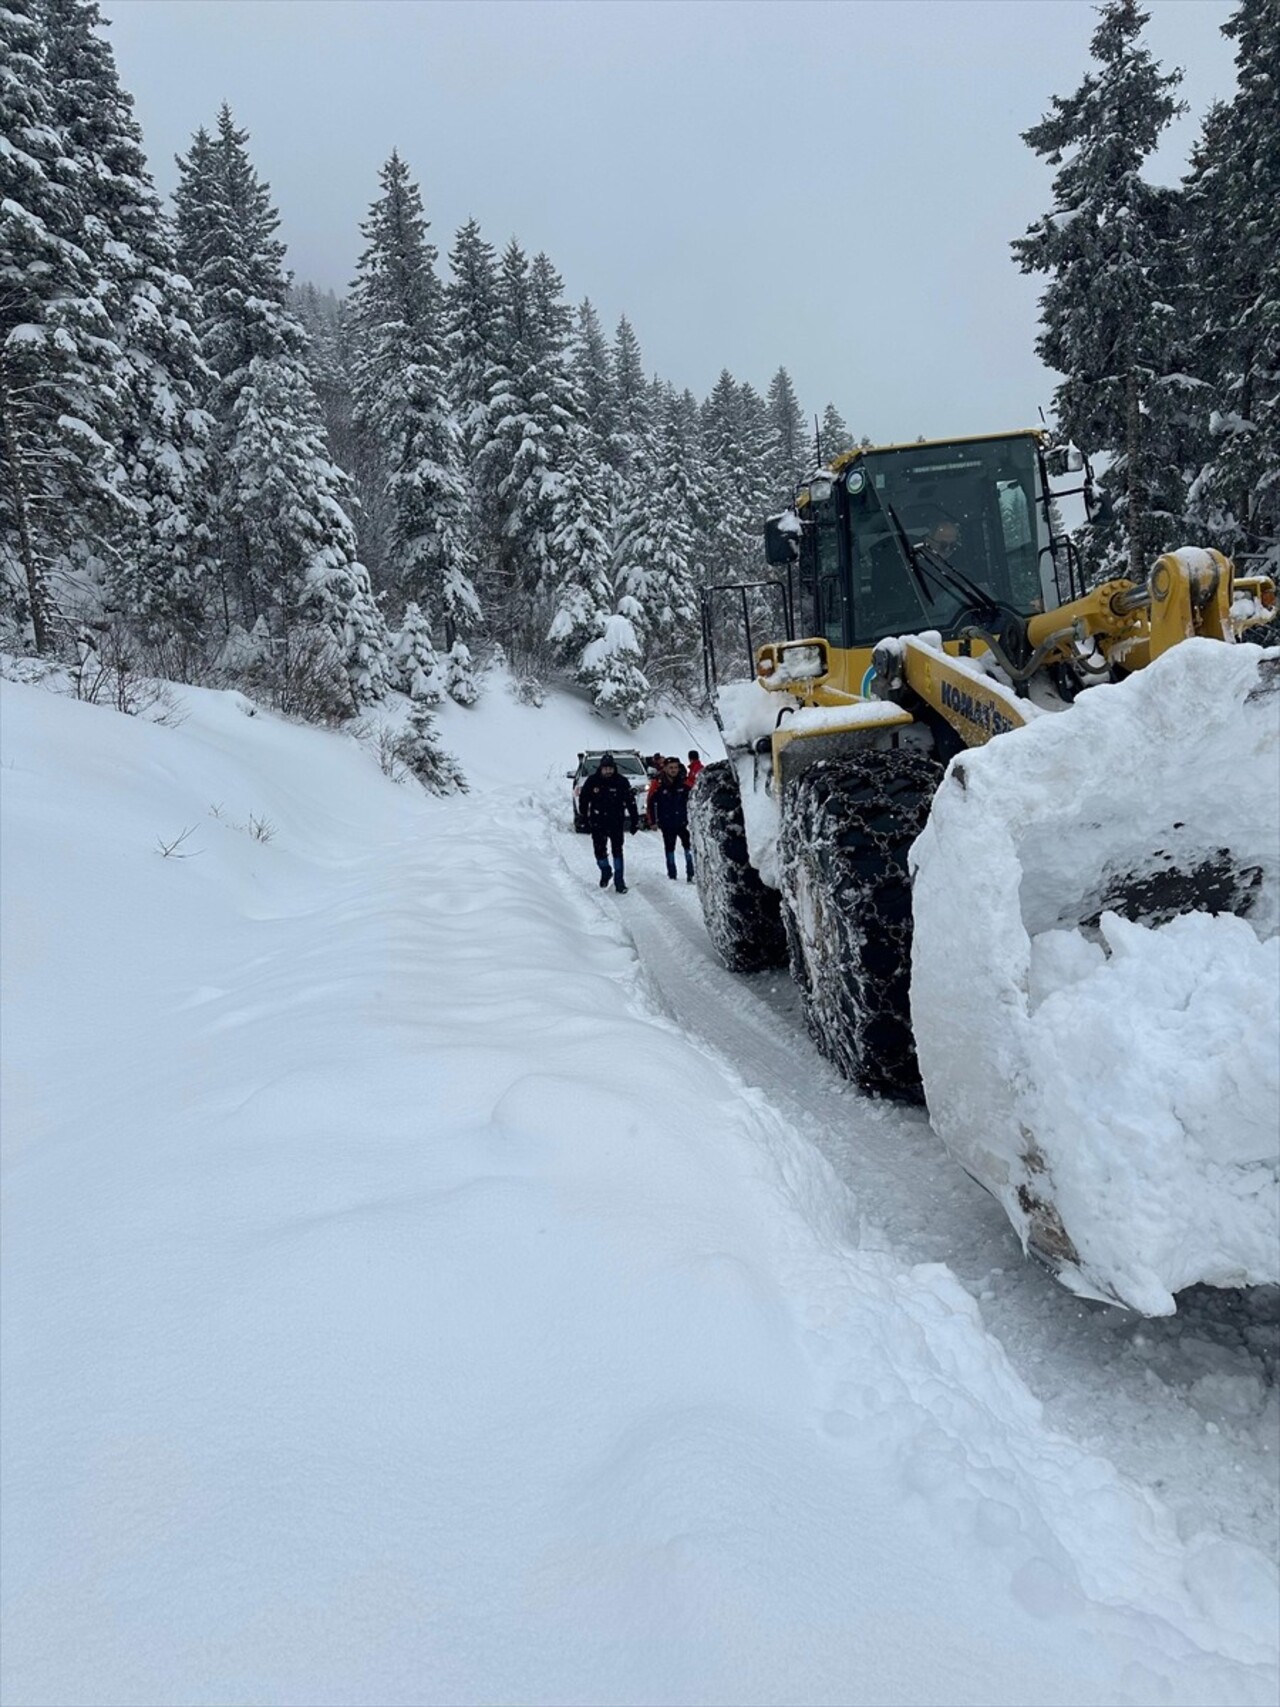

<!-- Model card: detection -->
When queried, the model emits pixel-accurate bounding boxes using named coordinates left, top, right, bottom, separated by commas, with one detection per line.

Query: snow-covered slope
left=2, top=668, right=1277, bottom=1706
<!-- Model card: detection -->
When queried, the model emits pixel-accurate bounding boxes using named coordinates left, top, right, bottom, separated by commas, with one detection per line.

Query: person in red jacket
left=644, top=765, right=663, bottom=827
left=685, top=750, right=704, bottom=787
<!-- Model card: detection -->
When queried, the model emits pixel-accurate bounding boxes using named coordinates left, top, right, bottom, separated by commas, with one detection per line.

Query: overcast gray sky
left=103, top=0, right=1237, bottom=447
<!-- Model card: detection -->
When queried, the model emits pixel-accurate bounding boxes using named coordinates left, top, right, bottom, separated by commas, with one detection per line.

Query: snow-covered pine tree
left=1013, top=0, right=1185, bottom=578
left=442, top=639, right=478, bottom=705
left=1183, top=0, right=1280, bottom=572
left=546, top=410, right=620, bottom=708
left=574, top=298, right=616, bottom=468
left=444, top=217, right=502, bottom=618
left=477, top=243, right=578, bottom=658
left=608, top=314, right=649, bottom=477
left=820, top=401, right=855, bottom=463
left=174, top=107, right=390, bottom=706
left=0, top=0, right=125, bottom=652
left=580, top=611, right=649, bottom=727
left=616, top=382, right=697, bottom=689
left=766, top=365, right=808, bottom=505
left=348, top=152, right=479, bottom=664
left=597, top=313, right=651, bottom=639
left=445, top=218, right=500, bottom=469
left=392, top=699, right=467, bottom=794
left=226, top=353, right=390, bottom=708
left=391, top=598, right=441, bottom=701
left=468, top=236, right=533, bottom=638
left=41, top=0, right=212, bottom=634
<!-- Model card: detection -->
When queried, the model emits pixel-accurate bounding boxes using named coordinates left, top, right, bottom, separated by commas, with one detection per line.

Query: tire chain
left=690, top=761, right=788, bottom=973
left=780, top=751, right=942, bottom=1097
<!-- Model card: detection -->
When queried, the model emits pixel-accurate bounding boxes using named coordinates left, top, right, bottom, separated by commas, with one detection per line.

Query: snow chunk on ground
left=911, top=641, right=1280, bottom=1315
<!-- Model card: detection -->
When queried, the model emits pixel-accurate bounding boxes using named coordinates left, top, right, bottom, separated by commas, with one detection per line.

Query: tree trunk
left=0, top=362, right=53, bottom=655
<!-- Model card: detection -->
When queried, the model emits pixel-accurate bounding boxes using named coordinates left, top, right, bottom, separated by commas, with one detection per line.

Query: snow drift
left=911, top=641, right=1280, bottom=1315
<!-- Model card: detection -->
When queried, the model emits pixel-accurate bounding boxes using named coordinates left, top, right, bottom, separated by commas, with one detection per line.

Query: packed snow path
left=541, top=812, right=1280, bottom=1566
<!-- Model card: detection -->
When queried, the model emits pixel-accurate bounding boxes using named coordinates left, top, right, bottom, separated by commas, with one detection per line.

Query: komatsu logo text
left=940, top=678, right=1015, bottom=738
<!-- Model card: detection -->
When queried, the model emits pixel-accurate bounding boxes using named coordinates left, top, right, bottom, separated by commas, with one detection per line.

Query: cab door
left=810, top=488, right=848, bottom=647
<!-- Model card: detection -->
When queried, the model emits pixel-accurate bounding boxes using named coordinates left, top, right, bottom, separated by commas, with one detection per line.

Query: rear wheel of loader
left=690, top=761, right=788, bottom=973
left=780, top=749, right=943, bottom=1098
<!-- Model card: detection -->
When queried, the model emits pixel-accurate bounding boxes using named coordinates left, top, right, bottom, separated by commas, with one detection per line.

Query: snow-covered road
left=542, top=811, right=1280, bottom=1565
left=4, top=667, right=1277, bottom=1706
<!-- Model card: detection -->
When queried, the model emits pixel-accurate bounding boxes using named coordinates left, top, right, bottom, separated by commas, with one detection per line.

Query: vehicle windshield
left=845, top=436, right=1047, bottom=643
left=584, top=753, right=645, bottom=778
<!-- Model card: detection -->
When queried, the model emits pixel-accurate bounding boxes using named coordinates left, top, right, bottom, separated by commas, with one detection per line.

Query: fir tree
left=174, top=107, right=389, bottom=703
left=766, top=365, right=807, bottom=503
left=0, top=0, right=124, bottom=651
left=478, top=241, right=578, bottom=653
left=391, top=598, right=441, bottom=700
left=445, top=217, right=501, bottom=472
left=609, top=314, right=649, bottom=474
left=392, top=699, right=467, bottom=793
left=1184, top=0, right=1280, bottom=569
left=41, top=0, right=212, bottom=631
left=347, top=152, right=478, bottom=646
left=618, top=383, right=697, bottom=686
left=580, top=611, right=649, bottom=727
left=820, top=402, right=855, bottom=463
left=1013, top=0, right=1185, bottom=576
left=546, top=426, right=616, bottom=705
left=573, top=298, right=616, bottom=466
left=443, top=640, right=478, bottom=705
left=445, top=217, right=501, bottom=616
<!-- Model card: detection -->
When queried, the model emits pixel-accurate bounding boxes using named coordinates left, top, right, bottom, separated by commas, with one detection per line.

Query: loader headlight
left=775, top=642, right=827, bottom=682
left=845, top=468, right=865, bottom=494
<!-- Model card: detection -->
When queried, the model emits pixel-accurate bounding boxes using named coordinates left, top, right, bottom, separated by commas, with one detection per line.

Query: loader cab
left=790, top=431, right=1066, bottom=652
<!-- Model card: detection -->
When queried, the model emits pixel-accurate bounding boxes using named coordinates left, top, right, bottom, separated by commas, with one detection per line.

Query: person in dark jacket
left=652, top=756, right=694, bottom=881
left=578, top=754, right=639, bottom=892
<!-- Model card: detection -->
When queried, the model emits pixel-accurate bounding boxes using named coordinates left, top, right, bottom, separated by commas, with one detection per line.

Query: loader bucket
left=909, top=642, right=1279, bottom=1314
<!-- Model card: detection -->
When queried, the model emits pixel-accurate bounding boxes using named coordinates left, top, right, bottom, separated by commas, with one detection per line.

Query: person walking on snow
left=578, top=753, right=639, bottom=893
left=652, top=756, right=695, bottom=882
left=644, top=764, right=663, bottom=827
left=685, top=750, right=703, bottom=787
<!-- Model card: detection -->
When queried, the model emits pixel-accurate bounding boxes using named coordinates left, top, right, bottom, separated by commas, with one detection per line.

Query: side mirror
left=764, top=511, right=800, bottom=566
left=1046, top=443, right=1086, bottom=478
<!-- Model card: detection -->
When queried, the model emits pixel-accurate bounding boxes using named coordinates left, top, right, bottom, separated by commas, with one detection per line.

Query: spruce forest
left=2, top=0, right=1277, bottom=742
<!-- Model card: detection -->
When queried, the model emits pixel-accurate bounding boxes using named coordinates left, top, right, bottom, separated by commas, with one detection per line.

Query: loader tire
left=780, top=749, right=943, bottom=1098
left=690, top=761, right=788, bottom=973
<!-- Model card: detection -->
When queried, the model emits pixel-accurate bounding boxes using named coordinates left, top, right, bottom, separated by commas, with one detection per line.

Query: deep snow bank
left=2, top=671, right=1276, bottom=1706
left=911, top=642, right=1280, bottom=1315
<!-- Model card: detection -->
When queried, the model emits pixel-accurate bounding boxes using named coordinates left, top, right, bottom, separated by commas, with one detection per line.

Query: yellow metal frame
left=751, top=551, right=1275, bottom=766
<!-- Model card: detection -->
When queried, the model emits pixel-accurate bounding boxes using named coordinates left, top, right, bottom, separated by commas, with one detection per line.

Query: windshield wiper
left=912, top=542, right=1003, bottom=620
left=883, top=502, right=936, bottom=609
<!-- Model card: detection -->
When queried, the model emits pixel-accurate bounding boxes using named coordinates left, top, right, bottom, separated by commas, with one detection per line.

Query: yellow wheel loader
left=692, top=428, right=1278, bottom=1312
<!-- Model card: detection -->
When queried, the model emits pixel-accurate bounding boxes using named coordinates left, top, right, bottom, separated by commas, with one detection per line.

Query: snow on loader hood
left=910, top=640, right=1280, bottom=1316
